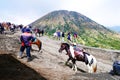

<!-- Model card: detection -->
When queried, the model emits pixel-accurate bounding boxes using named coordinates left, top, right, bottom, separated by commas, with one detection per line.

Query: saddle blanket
left=74, top=51, right=84, bottom=57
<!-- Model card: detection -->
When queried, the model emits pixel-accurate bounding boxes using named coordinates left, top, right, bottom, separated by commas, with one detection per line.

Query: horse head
left=58, top=43, right=70, bottom=53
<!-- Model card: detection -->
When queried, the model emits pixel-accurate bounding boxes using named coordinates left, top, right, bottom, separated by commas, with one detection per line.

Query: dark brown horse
left=58, top=43, right=97, bottom=73
left=34, top=28, right=44, bottom=37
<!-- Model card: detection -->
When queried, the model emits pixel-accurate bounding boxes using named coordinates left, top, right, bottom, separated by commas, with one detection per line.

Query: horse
left=58, top=43, right=97, bottom=73
left=31, top=37, right=42, bottom=52
left=34, top=28, right=44, bottom=37
left=38, top=29, right=44, bottom=36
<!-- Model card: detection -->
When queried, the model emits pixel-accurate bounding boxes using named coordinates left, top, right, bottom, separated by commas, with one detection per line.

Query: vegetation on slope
left=30, top=10, right=120, bottom=50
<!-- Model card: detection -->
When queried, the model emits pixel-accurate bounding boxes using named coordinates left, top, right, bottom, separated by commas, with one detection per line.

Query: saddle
left=74, top=50, right=84, bottom=57
left=74, top=47, right=84, bottom=57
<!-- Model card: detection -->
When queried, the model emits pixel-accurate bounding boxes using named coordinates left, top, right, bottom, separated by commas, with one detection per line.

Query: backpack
left=113, top=61, right=120, bottom=75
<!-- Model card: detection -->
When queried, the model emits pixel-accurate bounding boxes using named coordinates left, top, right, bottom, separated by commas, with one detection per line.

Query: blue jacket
left=20, top=32, right=34, bottom=46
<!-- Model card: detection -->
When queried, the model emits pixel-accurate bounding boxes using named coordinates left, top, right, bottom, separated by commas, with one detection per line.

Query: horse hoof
left=39, top=50, right=42, bottom=53
left=65, top=62, right=69, bottom=65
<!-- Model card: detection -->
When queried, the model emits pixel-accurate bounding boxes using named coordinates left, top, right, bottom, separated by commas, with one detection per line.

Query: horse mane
left=62, top=43, right=70, bottom=49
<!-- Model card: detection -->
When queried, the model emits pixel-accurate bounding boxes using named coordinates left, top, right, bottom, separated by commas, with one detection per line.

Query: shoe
left=27, top=57, right=32, bottom=62
left=17, top=56, right=22, bottom=59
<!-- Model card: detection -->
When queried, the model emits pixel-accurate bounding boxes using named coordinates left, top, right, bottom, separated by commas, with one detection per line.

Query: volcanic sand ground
left=0, top=31, right=120, bottom=80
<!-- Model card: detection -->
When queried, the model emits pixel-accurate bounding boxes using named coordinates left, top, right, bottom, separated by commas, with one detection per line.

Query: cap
left=25, top=28, right=31, bottom=32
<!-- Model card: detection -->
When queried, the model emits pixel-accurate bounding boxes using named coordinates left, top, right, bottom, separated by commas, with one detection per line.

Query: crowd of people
left=0, top=22, right=14, bottom=34
left=54, top=30, right=78, bottom=44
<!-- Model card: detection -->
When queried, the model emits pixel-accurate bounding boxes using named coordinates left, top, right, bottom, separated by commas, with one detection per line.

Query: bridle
left=59, top=43, right=71, bottom=56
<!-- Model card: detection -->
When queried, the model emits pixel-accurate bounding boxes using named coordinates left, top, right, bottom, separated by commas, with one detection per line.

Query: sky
left=0, top=0, right=120, bottom=27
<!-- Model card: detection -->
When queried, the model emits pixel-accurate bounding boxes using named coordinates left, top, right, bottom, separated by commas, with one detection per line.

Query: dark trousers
left=20, top=46, right=31, bottom=58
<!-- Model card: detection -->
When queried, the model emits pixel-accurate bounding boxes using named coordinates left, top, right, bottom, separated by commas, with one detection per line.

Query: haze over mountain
left=108, top=26, right=120, bottom=33
left=30, top=10, right=120, bottom=50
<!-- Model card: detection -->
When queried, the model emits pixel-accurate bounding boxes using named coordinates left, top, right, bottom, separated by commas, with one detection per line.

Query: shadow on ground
left=0, top=54, right=46, bottom=80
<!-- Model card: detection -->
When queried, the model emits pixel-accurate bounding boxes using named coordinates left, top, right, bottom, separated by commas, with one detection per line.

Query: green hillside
left=30, top=10, right=120, bottom=50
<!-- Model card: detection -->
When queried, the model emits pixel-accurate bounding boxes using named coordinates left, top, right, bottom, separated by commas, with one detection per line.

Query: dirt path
left=1, top=31, right=120, bottom=80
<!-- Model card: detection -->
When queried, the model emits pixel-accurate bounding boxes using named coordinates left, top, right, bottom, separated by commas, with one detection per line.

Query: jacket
left=20, top=32, right=34, bottom=46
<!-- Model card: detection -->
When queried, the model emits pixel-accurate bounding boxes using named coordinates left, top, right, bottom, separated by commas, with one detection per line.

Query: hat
left=25, top=28, right=31, bottom=32
left=73, top=43, right=77, bottom=46
left=26, top=26, right=29, bottom=28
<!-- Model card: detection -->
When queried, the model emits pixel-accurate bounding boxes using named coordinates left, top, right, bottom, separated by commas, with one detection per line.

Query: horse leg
left=72, top=59, right=77, bottom=72
left=65, top=57, right=71, bottom=65
left=38, top=41, right=42, bottom=52
left=38, top=32, right=40, bottom=37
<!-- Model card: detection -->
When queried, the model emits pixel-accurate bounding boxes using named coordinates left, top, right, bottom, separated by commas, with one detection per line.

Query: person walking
left=67, top=32, right=72, bottom=44
left=57, top=30, right=61, bottom=40
left=73, top=32, right=78, bottom=43
left=61, top=32, right=65, bottom=42
left=17, top=28, right=34, bottom=62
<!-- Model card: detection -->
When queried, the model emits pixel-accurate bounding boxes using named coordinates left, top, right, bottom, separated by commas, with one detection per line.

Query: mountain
left=30, top=10, right=112, bottom=34
left=30, top=10, right=120, bottom=50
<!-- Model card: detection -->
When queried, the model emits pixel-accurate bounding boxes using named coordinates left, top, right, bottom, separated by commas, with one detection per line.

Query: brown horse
left=58, top=43, right=97, bottom=73
left=31, top=38, right=42, bottom=52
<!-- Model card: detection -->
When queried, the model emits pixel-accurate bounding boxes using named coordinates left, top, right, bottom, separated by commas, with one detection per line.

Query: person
left=57, top=30, right=61, bottom=40
left=17, top=28, right=34, bottom=62
left=73, top=43, right=84, bottom=52
left=73, top=32, right=78, bottom=43
left=21, top=26, right=26, bottom=33
left=61, top=32, right=65, bottom=42
left=41, top=29, right=44, bottom=36
left=0, top=23, right=4, bottom=34
left=67, top=32, right=72, bottom=43
left=72, top=43, right=84, bottom=57
left=73, top=43, right=77, bottom=49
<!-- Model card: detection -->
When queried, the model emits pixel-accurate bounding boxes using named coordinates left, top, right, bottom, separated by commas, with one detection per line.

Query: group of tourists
left=0, top=22, right=21, bottom=34
left=0, top=22, right=45, bottom=62
left=53, top=30, right=78, bottom=44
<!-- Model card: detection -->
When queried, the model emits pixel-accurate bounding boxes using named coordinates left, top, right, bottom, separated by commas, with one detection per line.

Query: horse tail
left=91, top=55, right=97, bottom=72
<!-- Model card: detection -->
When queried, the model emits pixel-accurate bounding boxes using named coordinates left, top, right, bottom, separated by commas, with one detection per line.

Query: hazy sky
left=0, top=0, right=120, bottom=27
